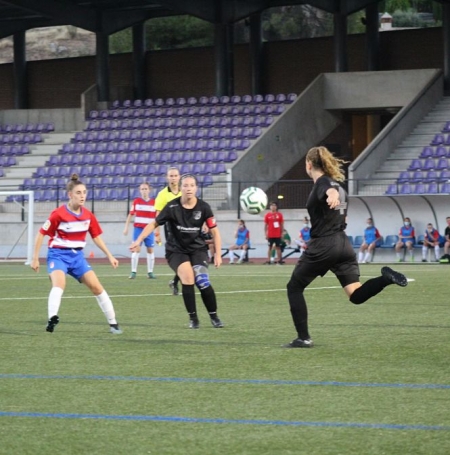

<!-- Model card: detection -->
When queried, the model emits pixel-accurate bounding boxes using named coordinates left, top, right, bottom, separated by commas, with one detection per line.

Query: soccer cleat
left=189, top=318, right=200, bottom=329
left=210, top=317, right=224, bottom=328
left=147, top=272, right=156, bottom=279
left=168, top=280, right=179, bottom=296
left=129, top=272, right=137, bottom=279
left=109, top=324, right=123, bottom=334
left=381, top=266, right=408, bottom=287
left=46, top=315, right=59, bottom=333
left=237, top=259, right=243, bottom=264
left=422, top=259, right=427, bottom=263
left=284, top=338, right=314, bottom=348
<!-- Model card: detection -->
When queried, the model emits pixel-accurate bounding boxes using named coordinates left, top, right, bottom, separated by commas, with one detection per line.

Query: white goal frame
left=0, top=190, right=34, bottom=264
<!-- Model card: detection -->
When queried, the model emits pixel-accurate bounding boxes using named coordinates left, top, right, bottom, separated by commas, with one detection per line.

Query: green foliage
left=392, top=8, right=428, bottom=27
left=1, top=262, right=450, bottom=454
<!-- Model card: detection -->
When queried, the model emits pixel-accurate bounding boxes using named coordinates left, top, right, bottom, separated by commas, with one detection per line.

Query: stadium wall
left=0, top=27, right=444, bottom=109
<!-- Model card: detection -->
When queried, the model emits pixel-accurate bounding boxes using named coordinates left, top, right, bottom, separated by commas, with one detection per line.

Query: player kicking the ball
left=31, top=173, right=123, bottom=334
left=285, top=147, right=407, bottom=348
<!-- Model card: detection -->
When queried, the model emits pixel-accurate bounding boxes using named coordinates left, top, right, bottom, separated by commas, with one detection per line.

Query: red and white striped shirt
left=40, top=205, right=102, bottom=249
left=130, top=197, right=156, bottom=228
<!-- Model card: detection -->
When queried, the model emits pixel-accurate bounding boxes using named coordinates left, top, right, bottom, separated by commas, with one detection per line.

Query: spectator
left=264, top=201, right=284, bottom=264
left=395, top=217, right=416, bottom=262
left=439, top=217, right=450, bottom=263
left=358, top=218, right=382, bottom=264
left=422, top=223, right=441, bottom=262
left=123, top=182, right=156, bottom=279
left=228, top=220, right=250, bottom=264
left=272, top=228, right=291, bottom=264
left=294, top=216, right=311, bottom=258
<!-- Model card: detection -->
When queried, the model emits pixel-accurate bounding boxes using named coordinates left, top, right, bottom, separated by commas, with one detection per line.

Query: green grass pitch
left=0, top=261, right=449, bottom=455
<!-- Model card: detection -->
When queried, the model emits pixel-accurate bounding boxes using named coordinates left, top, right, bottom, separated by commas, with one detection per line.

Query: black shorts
left=290, top=231, right=359, bottom=288
left=166, top=250, right=209, bottom=272
left=268, top=237, right=281, bottom=247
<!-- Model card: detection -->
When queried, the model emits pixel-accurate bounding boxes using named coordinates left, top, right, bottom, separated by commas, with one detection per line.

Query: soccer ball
left=239, top=187, right=268, bottom=215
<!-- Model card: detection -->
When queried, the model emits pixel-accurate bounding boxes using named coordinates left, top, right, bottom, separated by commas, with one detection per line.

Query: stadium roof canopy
left=0, top=0, right=446, bottom=39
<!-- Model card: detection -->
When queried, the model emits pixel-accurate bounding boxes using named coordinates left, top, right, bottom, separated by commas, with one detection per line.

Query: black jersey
left=306, top=175, right=347, bottom=238
left=155, top=197, right=217, bottom=253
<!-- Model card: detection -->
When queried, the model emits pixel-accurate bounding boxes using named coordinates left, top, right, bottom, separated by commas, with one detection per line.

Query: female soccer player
left=31, top=173, right=123, bottom=334
left=285, top=146, right=407, bottom=348
left=130, top=174, right=223, bottom=329
left=123, top=181, right=157, bottom=279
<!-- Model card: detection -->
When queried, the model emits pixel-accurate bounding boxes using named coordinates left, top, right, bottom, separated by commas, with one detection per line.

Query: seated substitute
left=294, top=217, right=311, bottom=258
left=439, top=216, right=450, bottom=263
left=422, top=223, right=442, bottom=262
left=228, top=220, right=250, bottom=264
left=395, top=217, right=415, bottom=262
left=358, top=218, right=382, bottom=264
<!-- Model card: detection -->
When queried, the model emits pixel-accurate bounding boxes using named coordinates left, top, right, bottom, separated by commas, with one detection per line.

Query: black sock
left=350, top=276, right=390, bottom=305
left=173, top=275, right=180, bottom=286
left=199, top=286, right=217, bottom=313
left=182, top=284, right=197, bottom=317
left=287, top=287, right=310, bottom=340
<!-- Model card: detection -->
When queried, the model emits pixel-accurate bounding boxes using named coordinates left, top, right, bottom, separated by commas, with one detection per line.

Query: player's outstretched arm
left=130, top=220, right=158, bottom=251
left=92, top=236, right=119, bottom=268
left=30, top=232, right=45, bottom=272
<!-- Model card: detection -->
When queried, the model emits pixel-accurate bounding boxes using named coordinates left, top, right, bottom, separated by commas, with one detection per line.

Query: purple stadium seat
left=399, top=183, right=412, bottom=194
left=411, top=170, right=424, bottom=183
left=230, top=95, right=241, bottom=104
left=89, top=110, right=99, bottom=119
left=424, top=170, right=438, bottom=182
left=408, top=159, right=422, bottom=171
left=176, top=97, right=187, bottom=106
left=434, top=146, right=447, bottom=158
left=440, top=182, right=450, bottom=193
left=275, top=94, right=287, bottom=103
left=133, top=99, right=143, bottom=108
left=419, top=146, right=433, bottom=158
left=264, top=94, right=275, bottom=104
left=219, top=95, right=230, bottom=105
left=438, top=169, right=450, bottom=182
left=214, top=163, right=227, bottom=174
left=426, top=182, right=439, bottom=194
left=287, top=93, right=297, bottom=103
left=431, top=134, right=445, bottom=146
left=144, top=99, right=154, bottom=108
left=436, top=158, right=449, bottom=170
left=201, top=175, right=214, bottom=186
left=385, top=184, right=398, bottom=195
left=442, top=121, right=450, bottom=132
left=187, top=97, right=197, bottom=106
left=413, top=183, right=426, bottom=194
left=253, top=94, right=264, bottom=103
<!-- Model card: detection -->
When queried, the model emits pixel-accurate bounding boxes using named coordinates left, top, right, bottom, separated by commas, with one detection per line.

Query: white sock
left=239, top=249, right=246, bottom=260
left=364, top=252, right=371, bottom=262
left=95, top=290, right=117, bottom=325
left=435, top=245, right=440, bottom=260
left=147, top=252, right=155, bottom=273
left=228, top=251, right=234, bottom=262
left=409, top=249, right=414, bottom=257
left=131, top=252, right=139, bottom=272
left=48, top=287, right=64, bottom=318
left=422, top=246, right=427, bottom=259
left=358, top=251, right=364, bottom=262
left=396, top=252, right=402, bottom=259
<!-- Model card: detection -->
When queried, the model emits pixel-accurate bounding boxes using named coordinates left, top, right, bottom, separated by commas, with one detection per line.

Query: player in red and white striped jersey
left=123, top=182, right=157, bottom=279
left=31, top=173, right=123, bottom=335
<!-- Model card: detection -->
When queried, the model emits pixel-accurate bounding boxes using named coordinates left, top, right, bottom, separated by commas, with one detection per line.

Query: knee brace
left=193, top=264, right=210, bottom=290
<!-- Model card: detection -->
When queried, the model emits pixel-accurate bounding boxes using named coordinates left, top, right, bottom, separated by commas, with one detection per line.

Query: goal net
left=0, top=190, right=35, bottom=264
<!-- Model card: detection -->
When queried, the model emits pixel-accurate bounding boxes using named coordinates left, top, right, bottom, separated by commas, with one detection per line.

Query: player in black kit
left=285, top=147, right=408, bottom=348
left=130, top=174, right=224, bottom=329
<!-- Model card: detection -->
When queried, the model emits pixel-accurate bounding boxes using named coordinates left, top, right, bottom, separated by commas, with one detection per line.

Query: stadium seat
left=440, top=182, right=450, bottom=193
left=399, top=183, right=412, bottom=194
left=426, top=182, right=439, bottom=194
left=438, top=169, right=450, bottom=182
left=424, top=170, right=438, bottom=182
left=411, top=170, right=424, bottom=183
left=413, top=183, right=426, bottom=194
left=385, top=184, right=398, bottom=195
left=419, top=146, right=433, bottom=158
left=431, top=134, right=444, bottom=146
left=380, top=235, right=399, bottom=248
left=436, top=158, right=449, bottom=170
left=434, top=146, right=447, bottom=158
left=397, top=171, right=410, bottom=183
left=353, top=236, right=363, bottom=247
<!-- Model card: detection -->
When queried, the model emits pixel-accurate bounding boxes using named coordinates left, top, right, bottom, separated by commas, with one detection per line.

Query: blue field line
left=1, top=373, right=450, bottom=389
left=0, top=411, right=448, bottom=431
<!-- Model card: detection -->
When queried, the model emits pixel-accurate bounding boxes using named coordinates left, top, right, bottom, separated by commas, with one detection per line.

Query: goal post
left=0, top=190, right=34, bottom=265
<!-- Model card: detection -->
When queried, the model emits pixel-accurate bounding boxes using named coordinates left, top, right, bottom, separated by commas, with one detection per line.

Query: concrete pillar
left=13, top=31, right=27, bottom=109
left=132, top=22, right=147, bottom=100
left=333, top=8, right=348, bottom=72
left=96, top=31, right=110, bottom=102
left=365, top=3, right=380, bottom=71
left=249, top=12, right=263, bottom=95
left=443, top=3, right=450, bottom=94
